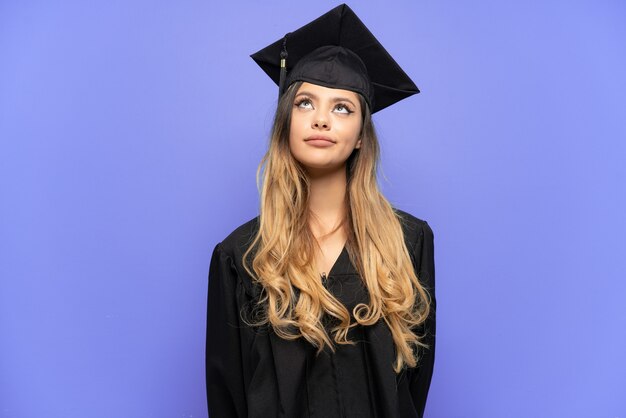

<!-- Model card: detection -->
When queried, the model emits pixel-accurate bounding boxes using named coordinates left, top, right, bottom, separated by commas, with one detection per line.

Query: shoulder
left=210, top=217, right=261, bottom=297
left=394, top=209, right=435, bottom=288
left=219, top=217, right=260, bottom=258
left=393, top=208, right=434, bottom=248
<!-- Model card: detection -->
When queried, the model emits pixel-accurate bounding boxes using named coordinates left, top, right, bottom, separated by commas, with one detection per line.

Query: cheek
left=288, top=118, right=300, bottom=149
left=289, top=110, right=305, bottom=135
left=339, top=120, right=362, bottom=146
left=288, top=115, right=306, bottom=158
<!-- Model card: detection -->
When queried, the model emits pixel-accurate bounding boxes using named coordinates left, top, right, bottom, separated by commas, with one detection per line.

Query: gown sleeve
left=409, top=221, right=436, bottom=417
left=206, top=243, right=248, bottom=418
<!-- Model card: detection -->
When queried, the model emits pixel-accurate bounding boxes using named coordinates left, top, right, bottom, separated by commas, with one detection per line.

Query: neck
left=307, top=165, right=348, bottom=236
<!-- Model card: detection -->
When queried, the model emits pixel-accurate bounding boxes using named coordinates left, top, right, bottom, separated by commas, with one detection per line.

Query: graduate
left=206, top=4, right=436, bottom=417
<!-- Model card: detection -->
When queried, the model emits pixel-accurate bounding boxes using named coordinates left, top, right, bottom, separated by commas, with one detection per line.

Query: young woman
left=206, top=4, right=436, bottom=418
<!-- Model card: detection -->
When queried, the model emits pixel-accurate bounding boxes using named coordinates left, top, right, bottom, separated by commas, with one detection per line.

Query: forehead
left=295, top=82, right=361, bottom=104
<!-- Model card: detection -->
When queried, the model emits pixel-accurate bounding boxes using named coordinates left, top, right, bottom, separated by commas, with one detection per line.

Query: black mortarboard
left=250, top=4, right=419, bottom=113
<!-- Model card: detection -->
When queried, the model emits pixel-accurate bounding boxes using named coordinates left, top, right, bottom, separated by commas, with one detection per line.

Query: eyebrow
left=295, top=91, right=357, bottom=107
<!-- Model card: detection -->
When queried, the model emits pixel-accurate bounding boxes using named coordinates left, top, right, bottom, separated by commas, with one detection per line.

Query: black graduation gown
left=206, top=209, right=436, bottom=418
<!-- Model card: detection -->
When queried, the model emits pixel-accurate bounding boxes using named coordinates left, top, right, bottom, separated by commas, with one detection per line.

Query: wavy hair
left=243, top=81, right=431, bottom=372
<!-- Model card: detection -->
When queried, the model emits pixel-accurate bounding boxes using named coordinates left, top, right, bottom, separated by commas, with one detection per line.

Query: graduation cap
left=251, top=3, right=419, bottom=113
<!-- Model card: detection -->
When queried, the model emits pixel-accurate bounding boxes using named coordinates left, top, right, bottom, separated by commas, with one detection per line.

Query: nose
left=312, top=115, right=330, bottom=130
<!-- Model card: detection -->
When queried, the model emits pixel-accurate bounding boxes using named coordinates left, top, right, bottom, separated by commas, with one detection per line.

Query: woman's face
left=289, top=82, right=362, bottom=173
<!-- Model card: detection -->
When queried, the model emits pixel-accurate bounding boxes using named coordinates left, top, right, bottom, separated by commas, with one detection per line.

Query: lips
left=304, top=135, right=335, bottom=143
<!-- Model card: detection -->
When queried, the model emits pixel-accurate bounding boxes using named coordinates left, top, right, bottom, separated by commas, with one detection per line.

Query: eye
left=295, top=98, right=313, bottom=109
left=333, top=103, right=354, bottom=114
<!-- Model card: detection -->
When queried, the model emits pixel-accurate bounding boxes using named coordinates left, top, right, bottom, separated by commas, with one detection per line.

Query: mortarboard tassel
left=278, top=33, right=289, bottom=97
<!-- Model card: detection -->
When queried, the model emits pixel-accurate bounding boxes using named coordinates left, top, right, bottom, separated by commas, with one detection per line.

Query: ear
left=355, top=138, right=362, bottom=149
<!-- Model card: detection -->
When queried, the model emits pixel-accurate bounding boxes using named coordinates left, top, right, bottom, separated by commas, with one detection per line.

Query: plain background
left=1, top=1, right=625, bottom=417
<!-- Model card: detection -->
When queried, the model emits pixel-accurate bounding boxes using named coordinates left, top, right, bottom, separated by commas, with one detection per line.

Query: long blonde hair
left=244, top=81, right=431, bottom=372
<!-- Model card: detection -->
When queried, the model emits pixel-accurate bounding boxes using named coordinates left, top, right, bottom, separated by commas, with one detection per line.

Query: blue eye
left=296, top=99, right=313, bottom=109
left=334, top=103, right=353, bottom=114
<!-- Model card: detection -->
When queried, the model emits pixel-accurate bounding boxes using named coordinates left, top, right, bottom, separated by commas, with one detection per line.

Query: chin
left=300, top=161, right=346, bottom=173
left=291, top=150, right=350, bottom=173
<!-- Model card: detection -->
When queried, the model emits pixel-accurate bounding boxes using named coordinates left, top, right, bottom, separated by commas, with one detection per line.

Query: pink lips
left=304, top=135, right=335, bottom=147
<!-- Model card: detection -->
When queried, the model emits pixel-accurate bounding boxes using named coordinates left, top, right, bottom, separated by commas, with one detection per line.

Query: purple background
left=1, top=1, right=625, bottom=417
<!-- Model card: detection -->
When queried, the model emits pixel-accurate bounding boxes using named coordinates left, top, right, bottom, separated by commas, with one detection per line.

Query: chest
left=316, top=234, right=347, bottom=277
